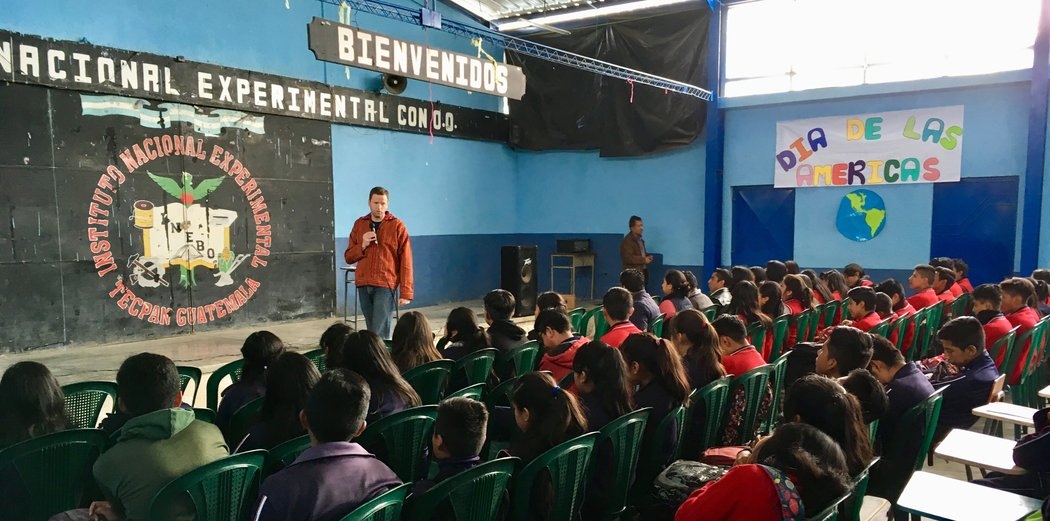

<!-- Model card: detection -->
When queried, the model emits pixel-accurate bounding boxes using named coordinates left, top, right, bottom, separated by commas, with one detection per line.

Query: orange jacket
left=343, top=212, right=414, bottom=300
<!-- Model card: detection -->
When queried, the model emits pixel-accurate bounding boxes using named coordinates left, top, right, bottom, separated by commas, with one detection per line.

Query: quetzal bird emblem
left=147, top=171, right=225, bottom=288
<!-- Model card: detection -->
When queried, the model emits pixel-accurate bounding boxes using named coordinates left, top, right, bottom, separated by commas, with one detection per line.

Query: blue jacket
left=629, top=290, right=661, bottom=331
left=932, top=351, right=999, bottom=431
left=877, top=362, right=934, bottom=449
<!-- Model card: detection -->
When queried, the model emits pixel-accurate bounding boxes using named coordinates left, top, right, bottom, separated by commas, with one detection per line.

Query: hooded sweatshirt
left=93, top=408, right=229, bottom=521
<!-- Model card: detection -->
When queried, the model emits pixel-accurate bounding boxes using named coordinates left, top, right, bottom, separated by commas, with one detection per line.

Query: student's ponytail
left=785, top=274, right=814, bottom=310
left=511, top=372, right=588, bottom=460
left=621, top=333, right=690, bottom=405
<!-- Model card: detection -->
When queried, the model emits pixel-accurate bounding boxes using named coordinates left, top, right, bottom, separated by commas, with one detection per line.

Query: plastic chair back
left=840, top=298, right=853, bottom=321
left=592, top=409, right=650, bottom=520
left=793, top=310, right=813, bottom=344
left=450, top=348, right=498, bottom=391
left=770, top=315, right=791, bottom=360
left=701, top=305, right=720, bottom=322
left=648, top=314, right=666, bottom=337
left=510, top=432, right=598, bottom=521
left=177, top=365, right=203, bottom=406
left=403, top=359, right=454, bottom=405
left=569, top=307, right=587, bottom=332
left=581, top=306, right=609, bottom=338
left=725, top=364, right=773, bottom=445
left=840, top=457, right=880, bottom=521
left=340, top=483, right=413, bottom=521
left=888, top=316, right=908, bottom=348
left=495, top=341, right=540, bottom=378
left=899, top=386, right=946, bottom=471
left=764, top=351, right=792, bottom=434
left=950, top=293, right=972, bottom=319
left=193, top=407, right=217, bottom=424
left=148, top=450, right=265, bottom=521
left=303, top=347, right=327, bottom=373
left=0, top=428, right=109, bottom=521
left=206, top=359, right=245, bottom=411
left=357, top=405, right=438, bottom=482
left=264, top=434, right=311, bottom=477
left=869, top=319, right=891, bottom=339
left=746, top=321, right=768, bottom=359
left=682, top=377, right=730, bottom=458
left=486, top=375, right=522, bottom=410
left=822, top=300, right=841, bottom=328
left=990, top=327, right=1019, bottom=373
left=61, top=381, right=118, bottom=429
left=805, top=308, right=822, bottom=342
left=446, top=383, right=485, bottom=401
left=808, top=491, right=849, bottom=521
left=404, top=458, right=517, bottom=521
left=226, top=396, right=263, bottom=449
left=904, top=308, right=931, bottom=361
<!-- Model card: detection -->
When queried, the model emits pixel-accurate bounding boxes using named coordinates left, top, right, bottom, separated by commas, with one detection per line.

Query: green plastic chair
left=746, top=321, right=768, bottom=359
left=840, top=298, right=853, bottom=321
left=264, top=434, right=311, bottom=477
left=450, top=348, right=498, bottom=392
left=808, top=490, right=850, bottom=521
left=403, top=458, right=518, bottom=521
left=791, top=309, right=812, bottom=345
left=226, top=396, right=264, bottom=448
left=486, top=374, right=522, bottom=410
left=770, top=314, right=792, bottom=360
left=445, top=382, right=485, bottom=401
left=177, top=365, right=203, bottom=406
left=949, top=293, right=972, bottom=319
left=648, top=314, right=666, bottom=337
left=384, top=339, right=394, bottom=349
left=869, top=319, right=891, bottom=339
left=631, top=405, right=688, bottom=505
left=495, top=341, right=540, bottom=377
left=821, top=300, right=841, bottom=328
left=888, top=315, right=908, bottom=348
left=989, top=327, right=1019, bottom=374
left=591, top=409, right=650, bottom=521
left=509, top=432, right=598, bottom=521
left=61, top=380, right=118, bottom=429
left=901, top=386, right=946, bottom=472
left=867, top=419, right=879, bottom=445
left=569, top=307, right=587, bottom=332
left=403, top=359, right=454, bottom=405
left=0, top=429, right=109, bottom=521
left=206, top=359, right=245, bottom=411
left=763, top=351, right=792, bottom=435
left=724, top=364, right=773, bottom=445
left=148, top=451, right=265, bottom=521
left=580, top=306, right=609, bottom=338
left=1010, top=323, right=1049, bottom=406
left=805, top=308, right=823, bottom=342
left=340, top=483, right=413, bottom=521
left=681, top=377, right=730, bottom=459
left=357, top=405, right=438, bottom=482
left=193, top=407, right=217, bottom=424
left=904, top=308, right=931, bottom=362
left=303, top=347, right=327, bottom=373
left=700, top=305, right=721, bottom=322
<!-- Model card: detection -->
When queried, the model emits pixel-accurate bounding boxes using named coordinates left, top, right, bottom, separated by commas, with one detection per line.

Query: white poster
left=774, top=105, right=964, bottom=188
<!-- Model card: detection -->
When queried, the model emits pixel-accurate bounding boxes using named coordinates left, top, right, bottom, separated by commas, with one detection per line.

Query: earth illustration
left=836, top=189, right=886, bottom=242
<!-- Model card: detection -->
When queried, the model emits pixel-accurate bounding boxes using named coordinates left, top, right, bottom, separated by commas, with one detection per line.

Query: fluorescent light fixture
left=497, top=0, right=698, bottom=31
left=516, top=17, right=573, bottom=34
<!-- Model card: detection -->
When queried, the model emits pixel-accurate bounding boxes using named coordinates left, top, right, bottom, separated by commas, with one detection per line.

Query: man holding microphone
left=344, top=186, right=413, bottom=339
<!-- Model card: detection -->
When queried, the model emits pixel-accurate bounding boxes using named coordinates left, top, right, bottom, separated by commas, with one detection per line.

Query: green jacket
left=93, top=408, right=229, bottom=521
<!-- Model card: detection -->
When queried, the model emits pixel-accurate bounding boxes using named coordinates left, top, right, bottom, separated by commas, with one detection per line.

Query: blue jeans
left=359, top=285, right=396, bottom=340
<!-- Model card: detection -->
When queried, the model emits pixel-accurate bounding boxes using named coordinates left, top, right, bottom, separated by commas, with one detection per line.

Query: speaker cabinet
left=501, top=245, right=537, bottom=317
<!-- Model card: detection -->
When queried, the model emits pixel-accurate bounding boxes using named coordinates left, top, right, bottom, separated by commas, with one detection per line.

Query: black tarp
left=506, top=7, right=710, bottom=157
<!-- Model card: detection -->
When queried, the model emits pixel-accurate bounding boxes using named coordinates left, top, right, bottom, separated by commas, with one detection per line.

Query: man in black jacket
left=484, top=289, right=527, bottom=378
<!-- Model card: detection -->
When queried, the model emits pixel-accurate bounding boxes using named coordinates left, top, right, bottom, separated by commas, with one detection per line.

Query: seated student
left=730, top=265, right=756, bottom=289
left=621, top=333, right=691, bottom=464
left=800, top=270, right=832, bottom=307
left=439, top=307, right=491, bottom=362
left=1001, top=277, right=1043, bottom=384
left=390, top=311, right=443, bottom=373
left=839, top=287, right=882, bottom=332
left=622, top=269, right=661, bottom=332
left=971, top=284, right=1015, bottom=369
left=907, top=264, right=940, bottom=310
left=483, top=289, right=527, bottom=359
left=708, top=268, right=733, bottom=307
left=711, top=316, right=770, bottom=445
left=874, top=292, right=896, bottom=321
left=321, top=322, right=353, bottom=368
left=254, top=369, right=401, bottom=521
left=684, top=270, right=715, bottom=311
left=844, top=263, right=873, bottom=288
left=866, top=335, right=935, bottom=451
left=973, top=407, right=1050, bottom=499
left=237, top=352, right=320, bottom=452
left=785, top=260, right=801, bottom=275
left=758, top=281, right=789, bottom=319
left=0, top=361, right=68, bottom=450
left=535, top=309, right=589, bottom=383
left=659, top=269, right=695, bottom=320
left=573, top=341, right=634, bottom=431
left=780, top=374, right=874, bottom=476
left=724, top=281, right=774, bottom=359
left=507, top=372, right=588, bottom=464
left=840, top=368, right=889, bottom=427
left=765, top=260, right=788, bottom=284
left=600, top=287, right=643, bottom=348
left=875, top=278, right=918, bottom=349
left=412, top=397, right=487, bottom=496
left=527, top=291, right=568, bottom=341
left=932, top=257, right=964, bottom=298
left=954, top=258, right=974, bottom=293
left=930, top=317, right=1000, bottom=443
left=672, top=309, right=727, bottom=390
left=815, top=326, right=874, bottom=379
left=332, top=331, right=421, bottom=422
left=1031, top=277, right=1050, bottom=317
left=216, top=331, right=286, bottom=432
left=1034, top=269, right=1050, bottom=306
left=821, top=270, right=850, bottom=302
left=90, top=354, right=228, bottom=521
left=782, top=274, right=815, bottom=347
left=933, top=266, right=958, bottom=303
left=675, top=423, right=850, bottom=521
left=751, top=266, right=768, bottom=283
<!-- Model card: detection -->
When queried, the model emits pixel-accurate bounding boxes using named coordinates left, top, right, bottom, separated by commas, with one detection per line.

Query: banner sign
left=0, top=29, right=508, bottom=141
left=774, top=106, right=964, bottom=188
left=308, top=17, right=527, bottom=100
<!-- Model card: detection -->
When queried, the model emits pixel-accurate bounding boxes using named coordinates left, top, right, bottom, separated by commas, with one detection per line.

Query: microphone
left=370, top=221, right=379, bottom=244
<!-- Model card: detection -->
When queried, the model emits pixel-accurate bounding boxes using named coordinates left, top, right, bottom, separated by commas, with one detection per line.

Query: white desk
left=973, top=402, right=1037, bottom=429
left=897, top=471, right=1042, bottom=521
left=934, top=428, right=1024, bottom=480
left=550, top=253, right=596, bottom=300
left=1039, top=384, right=1050, bottom=399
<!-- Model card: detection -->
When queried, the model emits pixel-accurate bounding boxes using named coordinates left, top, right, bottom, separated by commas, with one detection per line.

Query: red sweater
left=936, top=290, right=954, bottom=303
left=539, top=336, right=589, bottom=383
left=1005, top=307, right=1043, bottom=384
left=984, top=314, right=1015, bottom=370
left=675, top=465, right=785, bottom=521
left=949, top=284, right=964, bottom=297
left=907, top=288, right=938, bottom=310
left=784, top=299, right=805, bottom=347
left=601, top=321, right=641, bottom=349
left=722, top=346, right=767, bottom=377
left=958, top=278, right=974, bottom=293
left=852, top=311, right=882, bottom=333
left=894, top=302, right=918, bottom=350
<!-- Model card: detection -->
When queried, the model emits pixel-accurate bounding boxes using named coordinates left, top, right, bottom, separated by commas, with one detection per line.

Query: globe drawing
left=836, top=189, right=886, bottom=242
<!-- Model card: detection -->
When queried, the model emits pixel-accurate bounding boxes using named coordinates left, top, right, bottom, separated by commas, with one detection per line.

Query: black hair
left=935, top=267, right=956, bottom=291
left=874, top=292, right=894, bottom=318
left=536, top=291, right=568, bottom=315
left=712, top=314, right=748, bottom=344
left=0, top=361, right=68, bottom=447
left=391, top=311, right=442, bottom=373
left=445, top=307, right=490, bottom=354
left=1033, top=269, right=1050, bottom=286
left=750, top=266, right=767, bottom=283
left=869, top=334, right=905, bottom=366
left=826, top=327, right=874, bottom=375
left=712, top=268, right=732, bottom=285
left=821, top=270, right=851, bottom=298
left=930, top=257, right=955, bottom=270
left=258, top=351, right=321, bottom=448
left=306, top=368, right=370, bottom=442
left=535, top=309, right=572, bottom=335
left=913, top=265, right=936, bottom=285
left=726, top=281, right=773, bottom=328
left=953, top=258, right=969, bottom=278
left=843, top=263, right=866, bottom=279
left=841, top=369, right=890, bottom=425
left=620, top=333, right=690, bottom=405
left=783, top=274, right=814, bottom=310
left=1030, top=277, right=1050, bottom=305
left=672, top=309, right=727, bottom=388
left=484, top=289, right=516, bottom=321
left=847, top=286, right=877, bottom=313
left=684, top=270, right=701, bottom=292
left=117, top=353, right=181, bottom=416
left=785, top=260, right=800, bottom=275
left=602, top=287, right=634, bottom=322
left=1001, top=277, right=1040, bottom=312
left=239, top=331, right=286, bottom=385
left=664, top=270, right=691, bottom=299
left=874, top=279, right=907, bottom=311
left=765, top=260, right=788, bottom=283
left=511, top=372, right=588, bottom=464
left=572, top=341, right=634, bottom=421
left=759, top=281, right=785, bottom=318
left=369, top=186, right=389, bottom=198
left=435, top=397, right=488, bottom=459
left=620, top=269, right=646, bottom=293
left=338, top=330, right=422, bottom=411
left=730, top=266, right=755, bottom=289
left=937, top=316, right=986, bottom=354
left=321, top=322, right=353, bottom=369
left=972, top=284, right=1003, bottom=308
left=803, top=269, right=835, bottom=304
left=629, top=215, right=642, bottom=228
left=754, top=422, right=850, bottom=513
left=783, top=374, right=874, bottom=476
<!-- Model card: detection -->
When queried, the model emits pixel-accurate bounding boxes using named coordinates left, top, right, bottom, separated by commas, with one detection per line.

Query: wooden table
left=933, top=428, right=1024, bottom=480
left=973, top=402, right=1037, bottom=429
left=1038, top=384, right=1050, bottom=399
left=897, top=471, right=1042, bottom=521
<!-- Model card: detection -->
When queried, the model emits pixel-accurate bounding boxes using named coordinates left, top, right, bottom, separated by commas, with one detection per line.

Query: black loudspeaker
left=501, top=245, right=537, bottom=317
left=382, top=74, right=408, bottom=94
